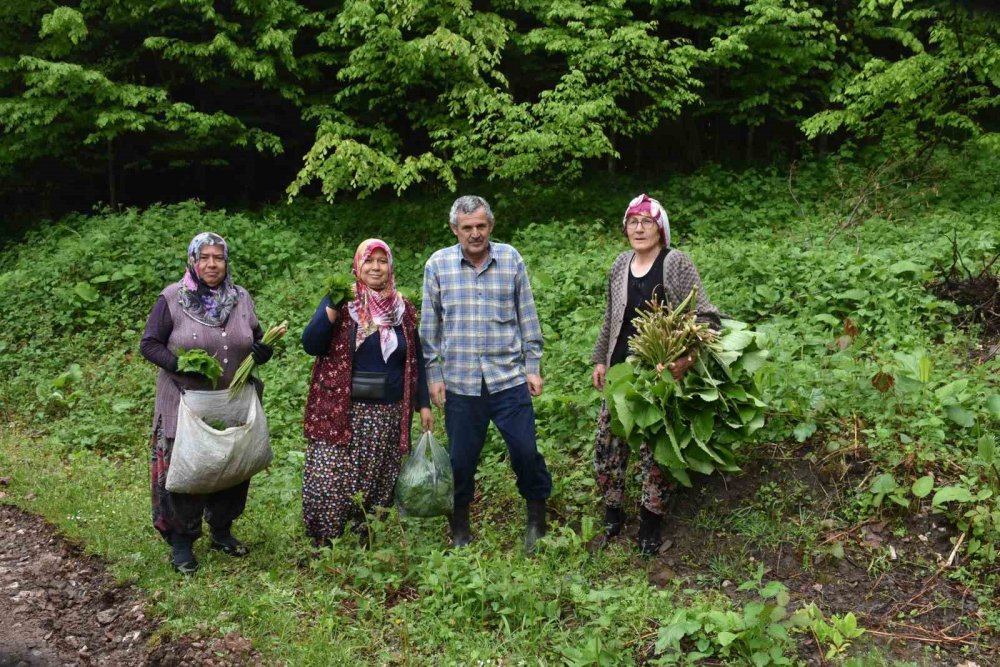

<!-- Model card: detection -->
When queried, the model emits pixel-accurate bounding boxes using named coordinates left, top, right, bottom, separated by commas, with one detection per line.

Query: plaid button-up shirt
left=420, top=242, right=543, bottom=397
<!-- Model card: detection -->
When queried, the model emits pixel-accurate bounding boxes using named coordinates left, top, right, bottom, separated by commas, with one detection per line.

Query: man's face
left=452, top=208, right=493, bottom=258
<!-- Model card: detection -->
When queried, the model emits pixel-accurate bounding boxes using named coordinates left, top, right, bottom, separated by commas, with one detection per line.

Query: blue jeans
left=445, top=380, right=552, bottom=507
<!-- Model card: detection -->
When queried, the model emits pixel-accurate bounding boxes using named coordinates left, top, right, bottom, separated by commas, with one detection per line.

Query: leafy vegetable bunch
left=326, top=273, right=356, bottom=305
left=229, top=320, right=289, bottom=398
left=604, top=290, right=769, bottom=486
left=176, top=348, right=224, bottom=389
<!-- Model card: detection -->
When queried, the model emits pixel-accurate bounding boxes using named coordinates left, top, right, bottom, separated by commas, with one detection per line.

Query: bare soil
left=0, top=504, right=262, bottom=667
left=637, top=444, right=999, bottom=665
left=930, top=267, right=1000, bottom=338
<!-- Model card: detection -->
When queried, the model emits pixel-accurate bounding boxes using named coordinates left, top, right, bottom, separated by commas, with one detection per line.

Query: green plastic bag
left=395, top=432, right=454, bottom=518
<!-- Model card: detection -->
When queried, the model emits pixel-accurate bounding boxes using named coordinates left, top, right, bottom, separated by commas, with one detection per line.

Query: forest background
left=1, top=0, right=1000, bottom=665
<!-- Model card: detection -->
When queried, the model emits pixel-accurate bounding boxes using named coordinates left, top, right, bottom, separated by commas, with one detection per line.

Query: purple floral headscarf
left=177, top=232, right=239, bottom=326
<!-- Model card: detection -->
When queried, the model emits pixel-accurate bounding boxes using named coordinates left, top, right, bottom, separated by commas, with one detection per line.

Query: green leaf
left=888, top=260, right=922, bottom=277
left=911, top=475, right=934, bottom=498
left=719, top=330, right=754, bottom=352
left=985, top=395, right=1000, bottom=419
left=813, top=314, right=841, bottom=327
left=934, top=379, right=968, bottom=400
left=945, top=405, right=976, bottom=428
left=932, top=485, right=974, bottom=507
left=73, top=281, right=100, bottom=302
left=835, top=288, right=869, bottom=302
left=870, top=473, right=898, bottom=494
left=691, top=408, right=715, bottom=445
left=978, top=436, right=997, bottom=465
left=793, top=421, right=817, bottom=443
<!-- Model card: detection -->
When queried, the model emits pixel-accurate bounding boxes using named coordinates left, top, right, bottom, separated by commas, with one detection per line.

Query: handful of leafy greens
left=604, top=290, right=768, bottom=486
left=176, top=348, right=224, bottom=389
left=325, top=273, right=355, bottom=305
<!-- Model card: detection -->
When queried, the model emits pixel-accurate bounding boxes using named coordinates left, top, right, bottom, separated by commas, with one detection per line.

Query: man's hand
left=592, top=364, right=607, bottom=391
left=527, top=373, right=544, bottom=396
left=430, top=382, right=446, bottom=407
left=419, top=407, right=434, bottom=432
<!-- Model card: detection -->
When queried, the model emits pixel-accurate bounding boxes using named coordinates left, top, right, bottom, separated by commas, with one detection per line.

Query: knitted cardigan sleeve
left=662, top=250, right=722, bottom=331
left=591, top=253, right=629, bottom=365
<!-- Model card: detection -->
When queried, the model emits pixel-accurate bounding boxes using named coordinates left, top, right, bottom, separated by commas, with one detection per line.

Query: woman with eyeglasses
left=590, top=194, right=722, bottom=556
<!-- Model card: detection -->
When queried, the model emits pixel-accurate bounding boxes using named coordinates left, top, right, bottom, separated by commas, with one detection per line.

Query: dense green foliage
left=1, top=0, right=997, bottom=216
left=1, top=146, right=998, bottom=663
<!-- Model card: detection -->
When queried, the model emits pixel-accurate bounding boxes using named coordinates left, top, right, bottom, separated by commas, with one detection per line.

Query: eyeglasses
left=625, top=218, right=657, bottom=230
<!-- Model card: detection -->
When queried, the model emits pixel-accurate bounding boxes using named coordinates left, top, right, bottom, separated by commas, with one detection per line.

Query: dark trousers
left=165, top=481, right=250, bottom=544
left=445, top=380, right=552, bottom=507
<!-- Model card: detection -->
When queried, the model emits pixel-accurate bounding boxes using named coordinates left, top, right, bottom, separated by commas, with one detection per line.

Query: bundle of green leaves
left=604, top=294, right=768, bottom=486
left=175, top=348, right=224, bottom=389
left=325, top=273, right=356, bottom=305
left=228, top=320, right=289, bottom=399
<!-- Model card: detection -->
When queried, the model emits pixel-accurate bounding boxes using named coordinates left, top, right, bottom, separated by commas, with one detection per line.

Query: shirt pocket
left=492, top=299, right=516, bottom=323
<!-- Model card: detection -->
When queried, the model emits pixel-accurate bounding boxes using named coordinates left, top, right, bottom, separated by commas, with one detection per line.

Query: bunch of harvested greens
left=228, top=320, right=289, bottom=398
left=604, top=289, right=768, bottom=486
left=176, top=348, right=224, bottom=389
left=326, top=273, right=356, bottom=305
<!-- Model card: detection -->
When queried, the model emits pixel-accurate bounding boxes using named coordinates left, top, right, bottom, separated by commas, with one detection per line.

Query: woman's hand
left=251, top=341, right=273, bottom=365
left=657, top=352, right=697, bottom=381
left=592, top=364, right=607, bottom=391
left=420, top=407, right=434, bottom=433
left=325, top=305, right=338, bottom=323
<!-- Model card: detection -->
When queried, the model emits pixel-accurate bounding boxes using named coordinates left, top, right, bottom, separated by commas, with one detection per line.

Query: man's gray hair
left=449, top=195, right=494, bottom=228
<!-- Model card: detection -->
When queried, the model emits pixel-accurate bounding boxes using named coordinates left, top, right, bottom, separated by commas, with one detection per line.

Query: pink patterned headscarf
left=623, top=194, right=670, bottom=247
left=348, top=238, right=405, bottom=362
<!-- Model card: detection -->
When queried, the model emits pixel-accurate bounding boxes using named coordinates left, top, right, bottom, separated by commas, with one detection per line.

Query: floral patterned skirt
left=303, top=401, right=404, bottom=542
left=594, top=400, right=675, bottom=515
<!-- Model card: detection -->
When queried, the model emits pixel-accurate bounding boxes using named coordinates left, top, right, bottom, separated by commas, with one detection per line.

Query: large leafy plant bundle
left=604, top=292, right=768, bottom=486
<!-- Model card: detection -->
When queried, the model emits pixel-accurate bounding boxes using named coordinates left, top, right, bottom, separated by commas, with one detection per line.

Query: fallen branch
left=864, top=627, right=978, bottom=646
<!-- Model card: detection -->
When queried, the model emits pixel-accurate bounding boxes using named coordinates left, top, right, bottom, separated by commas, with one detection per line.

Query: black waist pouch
left=351, top=371, right=388, bottom=401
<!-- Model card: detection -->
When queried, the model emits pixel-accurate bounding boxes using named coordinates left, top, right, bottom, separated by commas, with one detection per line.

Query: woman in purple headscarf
left=590, top=195, right=722, bottom=556
left=139, top=232, right=274, bottom=574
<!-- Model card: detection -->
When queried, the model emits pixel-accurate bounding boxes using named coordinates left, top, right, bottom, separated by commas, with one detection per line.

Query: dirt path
left=0, top=504, right=261, bottom=667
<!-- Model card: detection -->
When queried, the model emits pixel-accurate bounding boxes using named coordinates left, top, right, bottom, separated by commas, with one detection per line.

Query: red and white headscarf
left=623, top=194, right=670, bottom=247
left=348, top=238, right=405, bottom=362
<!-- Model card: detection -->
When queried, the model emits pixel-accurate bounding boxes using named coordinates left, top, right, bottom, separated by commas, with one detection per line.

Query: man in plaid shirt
left=420, top=195, right=553, bottom=552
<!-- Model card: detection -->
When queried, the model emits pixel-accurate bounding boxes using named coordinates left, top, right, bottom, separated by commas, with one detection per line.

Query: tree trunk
left=107, top=139, right=118, bottom=210
left=607, top=131, right=617, bottom=174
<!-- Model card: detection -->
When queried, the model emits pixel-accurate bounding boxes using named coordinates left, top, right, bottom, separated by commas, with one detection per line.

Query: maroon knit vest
left=303, top=300, right=419, bottom=453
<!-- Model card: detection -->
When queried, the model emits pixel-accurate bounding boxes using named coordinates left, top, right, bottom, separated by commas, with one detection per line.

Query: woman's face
left=625, top=215, right=662, bottom=254
left=196, top=244, right=227, bottom=288
left=359, top=248, right=390, bottom=290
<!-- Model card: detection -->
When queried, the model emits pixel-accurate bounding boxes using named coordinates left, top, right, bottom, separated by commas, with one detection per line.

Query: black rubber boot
left=603, top=505, right=625, bottom=539
left=637, top=507, right=663, bottom=557
left=210, top=527, right=249, bottom=557
left=524, top=499, right=547, bottom=554
left=450, top=504, right=472, bottom=548
left=171, top=539, right=199, bottom=574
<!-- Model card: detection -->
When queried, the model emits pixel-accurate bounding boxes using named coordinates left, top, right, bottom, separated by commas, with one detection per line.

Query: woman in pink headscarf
left=590, top=195, right=722, bottom=556
left=301, top=239, right=432, bottom=546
